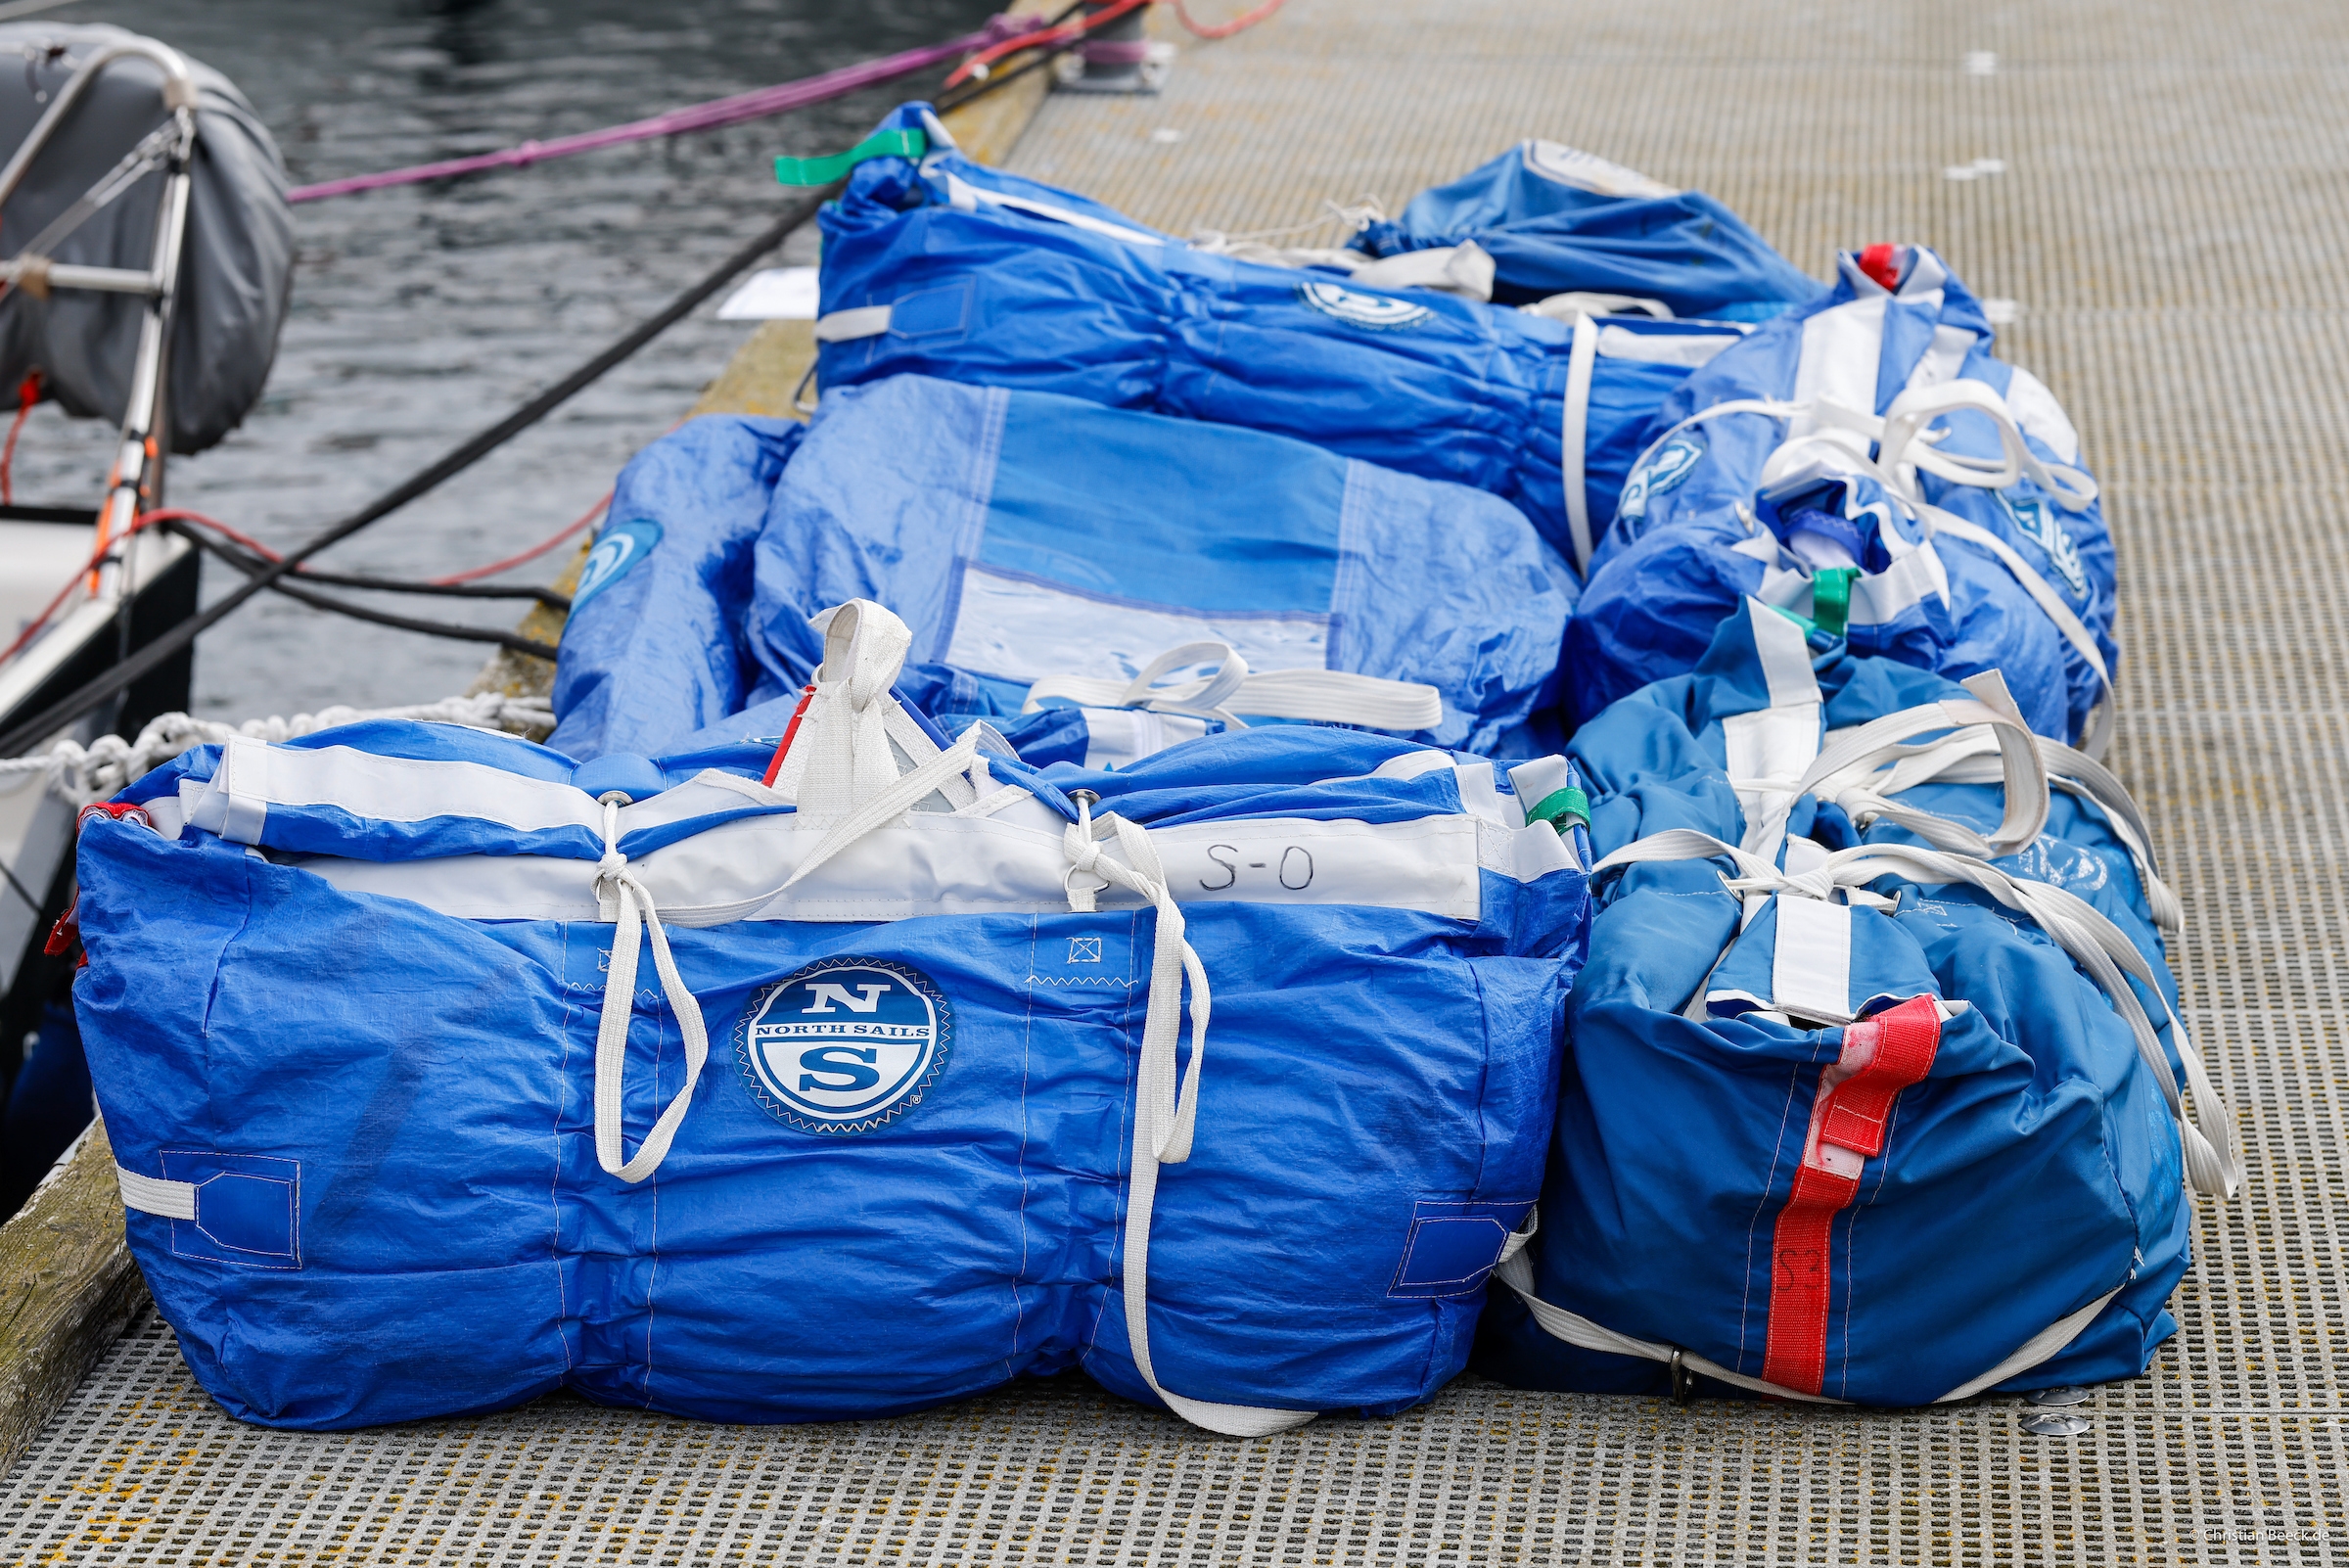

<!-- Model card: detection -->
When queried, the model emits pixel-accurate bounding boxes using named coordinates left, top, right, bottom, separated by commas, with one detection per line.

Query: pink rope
left=286, top=16, right=1029, bottom=205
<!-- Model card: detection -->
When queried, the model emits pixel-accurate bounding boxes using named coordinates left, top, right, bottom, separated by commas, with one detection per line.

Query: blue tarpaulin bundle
left=808, top=105, right=1812, bottom=574
left=82, top=602, right=1592, bottom=1433
left=1478, top=601, right=2236, bottom=1406
left=1353, top=139, right=1821, bottom=322
left=548, top=376, right=1576, bottom=764
left=1569, top=246, right=2117, bottom=746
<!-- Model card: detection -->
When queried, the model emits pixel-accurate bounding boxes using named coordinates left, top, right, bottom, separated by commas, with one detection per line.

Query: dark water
left=10, top=0, right=997, bottom=719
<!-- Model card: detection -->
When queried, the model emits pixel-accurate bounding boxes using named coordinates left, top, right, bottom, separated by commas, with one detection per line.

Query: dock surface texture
left=4, top=0, right=2344, bottom=1561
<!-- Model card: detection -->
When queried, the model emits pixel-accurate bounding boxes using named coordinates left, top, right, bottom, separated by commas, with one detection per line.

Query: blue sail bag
left=79, top=602, right=1591, bottom=1434
left=1480, top=601, right=2236, bottom=1406
left=1353, top=139, right=1820, bottom=322
left=548, top=376, right=1575, bottom=765
left=809, top=104, right=1779, bottom=576
left=1570, top=247, right=2118, bottom=746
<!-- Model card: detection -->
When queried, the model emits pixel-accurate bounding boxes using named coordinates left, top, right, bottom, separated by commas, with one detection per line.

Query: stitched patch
left=734, top=958, right=952, bottom=1135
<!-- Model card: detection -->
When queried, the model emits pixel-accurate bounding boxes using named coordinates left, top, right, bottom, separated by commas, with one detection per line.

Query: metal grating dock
left=6, top=0, right=2348, bottom=1559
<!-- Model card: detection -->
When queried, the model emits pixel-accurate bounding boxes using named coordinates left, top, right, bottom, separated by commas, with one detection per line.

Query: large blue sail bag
left=1571, top=246, right=2118, bottom=747
left=1480, top=601, right=2237, bottom=1405
left=550, top=376, right=1576, bottom=768
left=79, top=601, right=1591, bottom=1432
left=810, top=104, right=1804, bottom=575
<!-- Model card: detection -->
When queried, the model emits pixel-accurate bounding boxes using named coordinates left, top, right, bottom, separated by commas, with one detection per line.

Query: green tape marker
left=775, top=128, right=927, bottom=187
left=1527, top=786, right=1590, bottom=834
left=1812, top=566, right=1858, bottom=637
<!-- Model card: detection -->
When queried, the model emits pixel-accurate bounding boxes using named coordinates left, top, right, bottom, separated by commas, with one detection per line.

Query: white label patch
left=944, top=566, right=1329, bottom=688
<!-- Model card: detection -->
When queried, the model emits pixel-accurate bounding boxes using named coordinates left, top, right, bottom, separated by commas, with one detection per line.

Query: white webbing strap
left=781, top=730, right=983, bottom=893
left=591, top=794, right=713, bottom=1185
left=1059, top=795, right=1313, bottom=1438
left=1921, top=506, right=2115, bottom=759
left=792, top=600, right=918, bottom=824
left=1622, top=384, right=2117, bottom=759
left=1596, top=831, right=2243, bottom=1197
left=1496, top=1248, right=2120, bottom=1406
left=1796, top=675, right=2050, bottom=859
left=1876, top=378, right=2097, bottom=513
left=1561, top=310, right=1599, bottom=572
left=1023, top=640, right=1441, bottom=734
left=116, top=1166, right=197, bottom=1220
left=813, top=304, right=893, bottom=343
left=1814, top=707, right=2181, bottom=933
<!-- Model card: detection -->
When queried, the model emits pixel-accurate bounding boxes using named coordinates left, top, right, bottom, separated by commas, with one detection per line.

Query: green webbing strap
left=1811, top=567, right=1859, bottom=637
left=774, top=128, right=927, bottom=187
left=1527, top=786, right=1590, bottom=834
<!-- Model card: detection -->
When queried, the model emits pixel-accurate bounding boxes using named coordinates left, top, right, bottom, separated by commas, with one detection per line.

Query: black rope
left=0, top=182, right=837, bottom=758
left=171, top=524, right=563, bottom=661
left=268, top=580, right=562, bottom=662
left=257, top=566, right=571, bottom=610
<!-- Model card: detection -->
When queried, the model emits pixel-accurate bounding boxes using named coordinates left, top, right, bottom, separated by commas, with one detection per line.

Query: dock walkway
left=5, top=1, right=2344, bottom=1560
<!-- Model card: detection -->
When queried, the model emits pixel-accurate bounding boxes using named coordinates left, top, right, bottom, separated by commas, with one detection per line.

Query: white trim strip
left=1748, top=598, right=1821, bottom=707
left=299, top=811, right=1539, bottom=926
left=188, top=740, right=603, bottom=837
left=1562, top=311, right=1599, bottom=571
left=1769, top=895, right=1854, bottom=1023
left=943, top=172, right=1164, bottom=247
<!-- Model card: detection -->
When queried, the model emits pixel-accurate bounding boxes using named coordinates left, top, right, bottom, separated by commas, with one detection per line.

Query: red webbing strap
left=1762, top=993, right=1943, bottom=1395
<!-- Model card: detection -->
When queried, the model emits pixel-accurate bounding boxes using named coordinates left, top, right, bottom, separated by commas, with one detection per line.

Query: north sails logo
left=571, top=518, right=663, bottom=611
left=734, top=958, right=952, bottom=1135
left=1617, top=434, right=1703, bottom=525
left=1297, top=280, right=1434, bottom=331
left=2000, top=492, right=2089, bottom=597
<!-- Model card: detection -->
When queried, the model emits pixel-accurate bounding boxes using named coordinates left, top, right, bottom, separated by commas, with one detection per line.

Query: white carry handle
left=1057, top=791, right=1315, bottom=1438
left=1594, top=830, right=2243, bottom=1199
left=589, top=598, right=1004, bottom=1184
left=590, top=794, right=712, bottom=1185
left=1798, top=671, right=2050, bottom=860
left=1023, top=640, right=1443, bottom=734
left=1876, top=379, right=2098, bottom=513
left=1853, top=725, right=2183, bottom=934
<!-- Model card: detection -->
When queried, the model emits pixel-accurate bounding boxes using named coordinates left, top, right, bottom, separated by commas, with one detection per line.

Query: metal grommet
left=2026, top=1385, right=2092, bottom=1407
left=1668, top=1348, right=1694, bottom=1407
left=1068, top=788, right=1101, bottom=807
left=2019, top=1410, right=2092, bottom=1437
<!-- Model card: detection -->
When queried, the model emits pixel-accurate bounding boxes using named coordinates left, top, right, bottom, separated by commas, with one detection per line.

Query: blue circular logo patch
left=734, top=958, right=951, bottom=1135
left=572, top=518, right=663, bottom=611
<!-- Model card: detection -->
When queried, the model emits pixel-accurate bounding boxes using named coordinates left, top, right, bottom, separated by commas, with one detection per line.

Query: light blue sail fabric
left=1477, top=602, right=2230, bottom=1406
left=1354, top=139, right=1821, bottom=322
left=550, top=378, right=1576, bottom=764
left=82, top=712, right=1592, bottom=1433
left=809, top=104, right=1782, bottom=571
left=1569, top=246, right=2116, bottom=741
